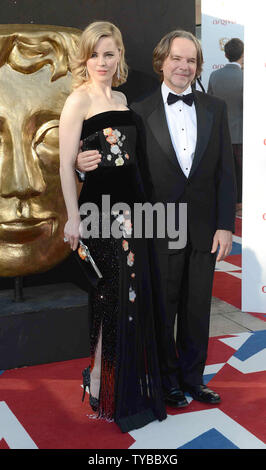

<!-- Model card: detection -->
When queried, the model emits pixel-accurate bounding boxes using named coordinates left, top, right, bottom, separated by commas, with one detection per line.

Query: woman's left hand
left=64, top=215, right=81, bottom=251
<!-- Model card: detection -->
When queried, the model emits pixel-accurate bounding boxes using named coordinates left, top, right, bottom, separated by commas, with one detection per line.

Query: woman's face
left=86, top=36, right=120, bottom=84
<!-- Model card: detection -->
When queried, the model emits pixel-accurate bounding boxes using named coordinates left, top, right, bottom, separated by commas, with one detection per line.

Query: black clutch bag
left=82, top=132, right=101, bottom=151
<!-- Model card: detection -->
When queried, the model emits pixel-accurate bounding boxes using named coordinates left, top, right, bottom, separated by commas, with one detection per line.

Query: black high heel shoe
left=82, top=366, right=99, bottom=411
left=89, top=395, right=99, bottom=411
left=82, top=366, right=91, bottom=402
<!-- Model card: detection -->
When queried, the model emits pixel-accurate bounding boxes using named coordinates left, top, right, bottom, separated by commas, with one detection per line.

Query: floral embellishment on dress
left=103, top=127, right=113, bottom=136
left=123, top=219, right=132, bottom=237
left=127, top=251, right=135, bottom=267
left=115, top=156, right=124, bottom=166
left=114, top=212, right=132, bottom=237
left=103, top=127, right=129, bottom=166
left=122, top=240, right=129, bottom=251
left=129, top=286, right=136, bottom=303
left=131, top=273, right=135, bottom=278
left=111, top=144, right=120, bottom=155
left=111, top=209, right=119, bottom=216
left=116, top=213, right=125, bottom=225
left=106, top=134, right=118, bottom=145
left=113, top=129, right=121, bottom=138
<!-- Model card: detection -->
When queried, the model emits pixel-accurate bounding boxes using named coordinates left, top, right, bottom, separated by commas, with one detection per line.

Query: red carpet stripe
left=0, top=438, right=10, bottom=449
left=212, top=272, right=241, bottom=309
left=234, top=217, right=242, bottom=237
left=225, top=254, right=242, bottom=268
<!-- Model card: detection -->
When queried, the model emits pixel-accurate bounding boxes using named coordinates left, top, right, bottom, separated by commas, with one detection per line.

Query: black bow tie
left=167, top=92, right=194, bottom=106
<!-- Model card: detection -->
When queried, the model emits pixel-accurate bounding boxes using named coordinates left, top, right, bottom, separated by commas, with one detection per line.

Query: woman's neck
left=86, top=80, right=113, bottom=100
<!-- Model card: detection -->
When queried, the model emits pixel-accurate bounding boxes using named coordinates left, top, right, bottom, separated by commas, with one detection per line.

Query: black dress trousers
left=158, top=241, right=217, bottom=391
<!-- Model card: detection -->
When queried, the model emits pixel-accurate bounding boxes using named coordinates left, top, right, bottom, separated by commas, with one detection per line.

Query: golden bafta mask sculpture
left=0, top=24, right=81, bottom=276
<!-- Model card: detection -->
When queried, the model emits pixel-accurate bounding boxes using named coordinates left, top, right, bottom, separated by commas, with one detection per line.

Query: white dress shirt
left=230, top=62, right=241, bottom=68
left=161, top=82, right=197, bottom=178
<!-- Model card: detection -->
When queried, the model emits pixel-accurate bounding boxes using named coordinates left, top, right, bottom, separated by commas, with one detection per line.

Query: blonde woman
left=59, top=21, right=167, bottom=433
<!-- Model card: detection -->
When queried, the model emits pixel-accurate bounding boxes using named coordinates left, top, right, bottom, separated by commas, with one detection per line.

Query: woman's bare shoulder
left=66, top=86, right=90, bottom=106
left=62, top=87, right=90, bottom=118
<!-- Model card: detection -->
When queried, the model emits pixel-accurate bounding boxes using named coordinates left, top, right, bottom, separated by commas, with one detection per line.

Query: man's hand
left=211, top=230, right=232, bottom=262
left=76, top=140, right=101, bottom=172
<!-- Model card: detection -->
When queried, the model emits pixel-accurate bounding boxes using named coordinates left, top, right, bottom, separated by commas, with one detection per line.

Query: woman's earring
left=117, top=64, right=120, bottom=80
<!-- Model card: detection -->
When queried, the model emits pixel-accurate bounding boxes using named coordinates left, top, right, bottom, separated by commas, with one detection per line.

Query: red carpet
left=0, top=358, right=134, bottom=449
left=1, top=333, right=266, bottom=449
left=213, top=272, right=241, bottom=309
left=1, top=216, right=266, bottom=450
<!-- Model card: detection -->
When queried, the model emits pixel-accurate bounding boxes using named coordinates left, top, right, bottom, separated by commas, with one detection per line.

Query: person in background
left=208, top=38, right=244, bottom=217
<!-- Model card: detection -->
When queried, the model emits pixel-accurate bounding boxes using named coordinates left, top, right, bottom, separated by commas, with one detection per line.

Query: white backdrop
left=201, top=1, right=266, bottom=313
left=241, top=3, right=266, bottom=313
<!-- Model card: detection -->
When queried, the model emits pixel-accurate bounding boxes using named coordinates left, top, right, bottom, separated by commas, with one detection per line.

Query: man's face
left=0, top=63, right=71, bottom=276
left=162, top=37, right=197, bottom=93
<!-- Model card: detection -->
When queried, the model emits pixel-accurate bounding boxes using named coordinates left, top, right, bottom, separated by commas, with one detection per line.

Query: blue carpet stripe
left=178, top=428, right=239, bottom=449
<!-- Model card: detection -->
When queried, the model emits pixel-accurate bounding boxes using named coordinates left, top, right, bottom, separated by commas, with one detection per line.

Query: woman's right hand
left=64, top=216, right=81, bottom=251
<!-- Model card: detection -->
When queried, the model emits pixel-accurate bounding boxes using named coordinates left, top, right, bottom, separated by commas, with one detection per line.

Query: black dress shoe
left=164, top=388, right=189, bottom=408
left=184, top=385, right=221, bottom=404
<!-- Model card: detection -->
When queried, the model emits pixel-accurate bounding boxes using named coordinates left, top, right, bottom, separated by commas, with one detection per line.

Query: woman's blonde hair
left=71, top=21, right=128, bottom=88
left=153, top=30, right=203, bottom=83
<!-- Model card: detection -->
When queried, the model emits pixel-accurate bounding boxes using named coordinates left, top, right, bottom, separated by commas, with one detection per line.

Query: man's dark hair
left=224, top=38, right=244, bottom=62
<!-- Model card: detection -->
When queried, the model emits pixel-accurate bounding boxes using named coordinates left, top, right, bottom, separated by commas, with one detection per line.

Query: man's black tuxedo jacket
left=131, top=88, right=236, bottom=254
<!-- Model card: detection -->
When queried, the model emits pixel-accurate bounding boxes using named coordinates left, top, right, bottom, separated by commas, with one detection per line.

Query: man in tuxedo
left=208, top=38, right=243, bottom=216
left=76, top=30, right=236, bottom=408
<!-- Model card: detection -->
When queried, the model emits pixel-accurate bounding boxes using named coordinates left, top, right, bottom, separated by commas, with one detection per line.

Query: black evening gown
left=78, top=110, right=167, bottom=433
